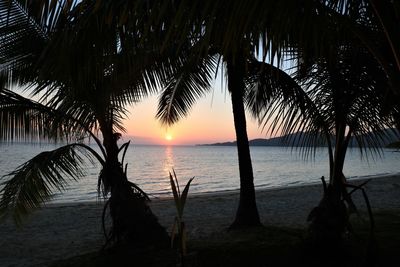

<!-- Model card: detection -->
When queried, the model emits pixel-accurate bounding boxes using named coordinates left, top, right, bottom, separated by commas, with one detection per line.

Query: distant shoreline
left=196, top=129, right=399, bottom=147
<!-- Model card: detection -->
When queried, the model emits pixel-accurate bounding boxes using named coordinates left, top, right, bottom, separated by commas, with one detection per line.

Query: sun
left=165, top=133, right=173, bottom=141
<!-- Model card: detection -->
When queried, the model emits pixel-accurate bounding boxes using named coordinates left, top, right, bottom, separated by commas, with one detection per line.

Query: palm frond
left=245, top=58, right=330, bottom=159
left=18, top=2, right=183, bottom=114
left=0, top=0, right=77, bottom=84
left=0, top=143, right=96, bottom=223
left=0, top=88, right=95, bottom=141
left=0, top=0, right=47, bottom=87
left=156, top=55, right=218, bottom=125
left=8, top=0, right=78, bottom=33
left=289, top=42, right=397, bottom=160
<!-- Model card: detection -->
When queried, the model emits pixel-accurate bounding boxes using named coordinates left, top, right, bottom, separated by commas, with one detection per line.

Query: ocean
left=0, top=143, right=399, bottom=203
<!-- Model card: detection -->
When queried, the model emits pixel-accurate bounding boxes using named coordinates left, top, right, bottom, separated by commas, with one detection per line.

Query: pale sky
left=123, top=84, right=269, bottom=146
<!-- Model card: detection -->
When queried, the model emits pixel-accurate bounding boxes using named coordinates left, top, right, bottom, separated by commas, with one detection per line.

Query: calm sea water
left=0, top=143, right=399, bottom=203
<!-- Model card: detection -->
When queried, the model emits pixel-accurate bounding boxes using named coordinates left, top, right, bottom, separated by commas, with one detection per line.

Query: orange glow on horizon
left=123, top=91, right=273, bottom=145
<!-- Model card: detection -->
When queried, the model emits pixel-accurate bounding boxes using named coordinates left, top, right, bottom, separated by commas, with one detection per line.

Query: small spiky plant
left=169, top=169, right=194, bottom=259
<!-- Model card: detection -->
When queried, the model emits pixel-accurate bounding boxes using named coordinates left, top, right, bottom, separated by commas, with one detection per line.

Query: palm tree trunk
left=308, top=127, right=349, bottom=246
left=226, top=55, right=261, bottom=229
left=99, top=120, right=169, bottom=247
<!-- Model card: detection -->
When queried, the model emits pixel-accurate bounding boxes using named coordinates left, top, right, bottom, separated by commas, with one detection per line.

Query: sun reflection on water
left=3, top=144, right=398, bottom=202
left=163, top=146, right=175, bottom=175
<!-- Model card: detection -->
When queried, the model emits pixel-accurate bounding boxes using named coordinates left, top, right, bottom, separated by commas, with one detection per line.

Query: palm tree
left=151, top=0, right=346, bottom=228
left=145, top=0, right=331, bottom=229
left=247, top=37, right=399, bottom=247
left=0, top=0, right=210, bottom=247
left=155, top=26, right=263, bottom=229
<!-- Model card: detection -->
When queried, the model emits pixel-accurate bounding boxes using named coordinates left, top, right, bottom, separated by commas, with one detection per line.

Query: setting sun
left=165, top=133, right=173, bottom=141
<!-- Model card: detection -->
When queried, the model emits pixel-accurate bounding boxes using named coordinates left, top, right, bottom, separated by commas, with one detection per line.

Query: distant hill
left=198, top=129, right=400, bottom=147
left=198, top=132, right=323, bottom=147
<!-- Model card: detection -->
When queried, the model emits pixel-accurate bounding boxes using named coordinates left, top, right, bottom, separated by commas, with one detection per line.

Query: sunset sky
left=123, top=81, right=269, bottom=146
left=122, top=57, right=291, bottom=146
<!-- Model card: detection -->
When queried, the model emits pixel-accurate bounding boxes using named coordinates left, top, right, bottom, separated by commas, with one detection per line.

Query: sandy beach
left=1, top=174, right=399, bottom=267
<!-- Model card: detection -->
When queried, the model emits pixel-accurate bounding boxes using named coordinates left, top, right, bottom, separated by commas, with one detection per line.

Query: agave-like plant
left=169, top=170, right=194, bottom=259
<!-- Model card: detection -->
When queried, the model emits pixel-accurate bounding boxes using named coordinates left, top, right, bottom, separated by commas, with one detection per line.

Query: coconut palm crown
left=246, top=31, right=399, bottom=246
left=0, top=0, right=217, bottom=247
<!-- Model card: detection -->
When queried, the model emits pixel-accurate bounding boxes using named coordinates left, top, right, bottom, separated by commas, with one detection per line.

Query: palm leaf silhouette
left=0, top=144, right=97, bottom=223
